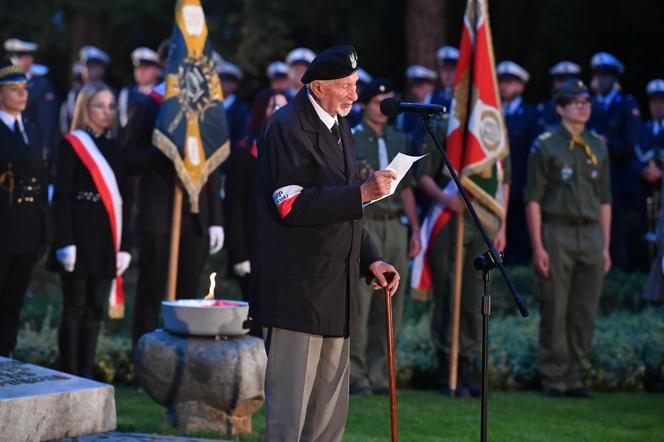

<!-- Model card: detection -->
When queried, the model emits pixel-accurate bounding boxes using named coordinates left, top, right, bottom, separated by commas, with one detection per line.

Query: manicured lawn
left=116, top=387, right=664, bottom=441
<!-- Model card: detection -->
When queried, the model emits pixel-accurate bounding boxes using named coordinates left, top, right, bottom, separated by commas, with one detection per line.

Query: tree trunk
left=406, top=0, right=446, bottom=68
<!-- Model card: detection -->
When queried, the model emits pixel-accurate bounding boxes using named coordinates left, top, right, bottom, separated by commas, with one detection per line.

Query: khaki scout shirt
left=416, top=114, right=512, bottom=187
left=524, top=126, right=612, bottom=221
left=353, top=122, right=414, bottom=214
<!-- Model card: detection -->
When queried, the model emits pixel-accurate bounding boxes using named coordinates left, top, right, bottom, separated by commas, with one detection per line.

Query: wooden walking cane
left=166, top=183, right=184, bottom=301
left=449, top=213, right=465, bottom=396
left=383, top=272, right=398, bottom=442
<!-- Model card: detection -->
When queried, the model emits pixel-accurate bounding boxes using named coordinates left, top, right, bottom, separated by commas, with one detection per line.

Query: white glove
left=234, top=260, right=251, bottom=277
left=209, top=226, right=225, bottom=254
left=116, top=251, right=132, bottom=276
left=56, top=245, right=77, bottom=272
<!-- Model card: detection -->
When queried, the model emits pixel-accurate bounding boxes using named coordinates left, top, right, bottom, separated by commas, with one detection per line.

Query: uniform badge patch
left=561, top=165, right=573, bottom=180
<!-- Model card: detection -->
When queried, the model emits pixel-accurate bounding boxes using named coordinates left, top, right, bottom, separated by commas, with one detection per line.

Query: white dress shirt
left=306, top=87, right=338, bottom=131
left=0, top=110, right=29, bottom=144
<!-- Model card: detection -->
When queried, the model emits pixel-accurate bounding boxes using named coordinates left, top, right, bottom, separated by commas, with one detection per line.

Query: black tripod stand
left=420, top=115, right=529, bottom=442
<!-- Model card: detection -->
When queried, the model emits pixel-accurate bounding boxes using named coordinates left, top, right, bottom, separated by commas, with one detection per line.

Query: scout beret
left=301, top=45, right=359, bottom=84
left=358, top=77, right=393, bottom=103
left=0, top=60, right=26, bottom=85
left=554, top=79, right=590, bottom=104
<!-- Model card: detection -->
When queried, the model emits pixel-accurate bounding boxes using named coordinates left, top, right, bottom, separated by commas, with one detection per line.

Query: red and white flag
left=411, top=0, right=509, bottom=296
left=64, top=129, right=125, bottom=319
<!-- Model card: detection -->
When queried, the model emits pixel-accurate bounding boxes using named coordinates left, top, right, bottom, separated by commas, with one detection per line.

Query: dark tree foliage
left=0, top=0, right=662, bottom=113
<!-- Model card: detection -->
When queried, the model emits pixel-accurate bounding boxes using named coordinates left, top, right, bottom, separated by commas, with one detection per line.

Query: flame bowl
left=161, top=299, right=250, bottom=337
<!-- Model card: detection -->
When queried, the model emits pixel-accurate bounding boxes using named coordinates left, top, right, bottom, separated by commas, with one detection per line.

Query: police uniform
left=430, top=45, right=459, bottom=109
left=537, top=61, right=582, bottom=133
left=416, top=114, right=511, bottom=397
left=396, top=65, right=437, bottom=156
left=123, top=91, right=224, bottom=347
left=349, top=78, right=411, bottom=395
left=218, top=61, right=250, bottom=147
left=497, top=61, right=544, bottom=264
left=266, top=60, right=289, bottom=94
left=0, top=62, right=50, bottom=356
left=118, top=47, right=161, bottom=128
left=285, top=47, right=316, bottom=99
left=60, top=46, right=110, bottom=135
left=253, top=46, right=382, bottom=441
left=50, top=131, right=130, bottom=377
left=4, top=39, right=59, bottom=169
left=525, top=80, right=611, bottom=396
left=587, top=52, right=641, bottom=270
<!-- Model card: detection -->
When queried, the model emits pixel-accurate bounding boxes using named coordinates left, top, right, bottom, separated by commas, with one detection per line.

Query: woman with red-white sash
left=50, top=82, right=130, bottom=378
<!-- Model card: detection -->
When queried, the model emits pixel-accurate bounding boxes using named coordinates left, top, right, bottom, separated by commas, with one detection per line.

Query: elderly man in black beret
left=253, top=45, right=400, bottom=441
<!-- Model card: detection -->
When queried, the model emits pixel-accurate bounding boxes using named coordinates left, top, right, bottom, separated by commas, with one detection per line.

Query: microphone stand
left=419, top=113, right=529, bottom=442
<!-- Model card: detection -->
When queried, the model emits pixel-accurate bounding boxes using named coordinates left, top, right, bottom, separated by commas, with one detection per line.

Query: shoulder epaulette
left=538, top=132, right=552, bottom=140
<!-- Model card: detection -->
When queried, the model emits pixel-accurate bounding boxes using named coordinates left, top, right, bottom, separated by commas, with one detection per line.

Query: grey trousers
left=264, top=327, right=349, bottom=442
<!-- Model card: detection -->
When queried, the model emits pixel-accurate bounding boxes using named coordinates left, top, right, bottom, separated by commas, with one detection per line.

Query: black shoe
left=459, top=361, right=481, bottom=398
left=440, top=385, right=470, bottom=398
left=350, top=386, right=372, bottom=396
left=565, top=388, right=592, bottom=398
left=544, top=388, right=565, bottom=398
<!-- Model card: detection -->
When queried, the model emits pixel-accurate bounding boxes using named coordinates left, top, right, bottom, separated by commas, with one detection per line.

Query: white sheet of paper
left=364, top=153, right=428, bottom=207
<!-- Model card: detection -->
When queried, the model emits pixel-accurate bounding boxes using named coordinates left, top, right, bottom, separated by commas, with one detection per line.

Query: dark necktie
left=13, top=119, right=26, bottom=145
left=331, top=122, right=342, bottom=151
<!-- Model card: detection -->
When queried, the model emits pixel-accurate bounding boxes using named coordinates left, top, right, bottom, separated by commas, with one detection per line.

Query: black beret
left=554, top=79, right=590, bottom=104
left=0, top=60, right=26, bottom=85
left=358, top=77, right=394, bottom=103
left=301, top=45, right=359, bottom=84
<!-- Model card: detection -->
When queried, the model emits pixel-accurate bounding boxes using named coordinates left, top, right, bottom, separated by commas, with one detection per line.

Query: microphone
left=380, top=97, right=447, bottom=117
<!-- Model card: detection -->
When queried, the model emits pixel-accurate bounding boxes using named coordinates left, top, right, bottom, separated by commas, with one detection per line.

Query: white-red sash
left=64, top=130, right=124, bottom=316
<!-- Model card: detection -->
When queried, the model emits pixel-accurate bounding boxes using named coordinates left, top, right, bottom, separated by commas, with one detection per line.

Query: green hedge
left=397, top=306, right=664, bottom=392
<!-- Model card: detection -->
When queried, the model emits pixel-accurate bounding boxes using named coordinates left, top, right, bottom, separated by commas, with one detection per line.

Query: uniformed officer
left=537, top=61, right=582, bottom=133
left=218, top=60, right=250, bottom=147
left=497, top=61, right=543, bottom=264
left=285, top=47, right=316, bottom=98
left=635, top=79, right=664, bottom=268
left=60, top=46, right=111, bottom=135
left=416, top=114, right=510, bottom=398
left=124, top=43, right=225, bottom=348
left=118, top=47, right=162, bottom=128
left=587, top=52, right=641, bottom=270
left=253, top=45, right=399, bottom=441
left=525, top=79, right=612, bottom=398
left=349, top=78, right=421, bottom=396
left=431, top=45, right=459, bottom=109
left=0, top=61, right=50, bottom=357
left=266, top=60, right=289, bottom=94
left=4, top=39, right=59, bottom=167
left=396, top=65, right=437, bottom=156
left=346, top=67, right=372, bottom=127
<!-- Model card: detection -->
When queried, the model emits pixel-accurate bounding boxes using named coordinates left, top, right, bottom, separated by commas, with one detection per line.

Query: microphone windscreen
left=380, top=97, right=400, bottom=117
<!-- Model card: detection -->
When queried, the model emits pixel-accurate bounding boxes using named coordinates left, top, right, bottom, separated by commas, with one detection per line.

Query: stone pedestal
left=0, top=357, right=116, bottom=442
left=135, top=330, right=266, bottom=436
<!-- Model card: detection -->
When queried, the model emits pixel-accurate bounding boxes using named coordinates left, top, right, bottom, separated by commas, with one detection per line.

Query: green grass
left=116, top=387, right=664, bottom=441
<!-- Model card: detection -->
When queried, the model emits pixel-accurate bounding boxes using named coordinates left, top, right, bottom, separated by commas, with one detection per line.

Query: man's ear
left=309, top=80, right=325, bottom=99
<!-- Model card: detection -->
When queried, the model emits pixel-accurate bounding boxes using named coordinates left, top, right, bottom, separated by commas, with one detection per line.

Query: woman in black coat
left=224, top=88, right=287, bottom=300
left=51, top=82, right=130, bottom=378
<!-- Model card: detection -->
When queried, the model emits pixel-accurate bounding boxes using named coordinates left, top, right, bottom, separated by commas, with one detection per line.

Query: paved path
left=54, top=432, right=234, bottom=441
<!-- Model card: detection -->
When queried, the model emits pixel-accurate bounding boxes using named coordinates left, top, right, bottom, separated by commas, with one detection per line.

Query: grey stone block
left=0, top=357, right=116, bottom=442
left=135, top=330, right=266, bottom=436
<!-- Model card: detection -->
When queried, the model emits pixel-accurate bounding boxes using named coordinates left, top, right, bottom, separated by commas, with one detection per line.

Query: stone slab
left=0, top=356, right=116, bottom=442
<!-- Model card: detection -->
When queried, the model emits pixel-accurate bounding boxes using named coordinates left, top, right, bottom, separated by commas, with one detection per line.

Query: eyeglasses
left=567, top=100, right=592, bottom=109
left=89, top=103, right=116, bottom=112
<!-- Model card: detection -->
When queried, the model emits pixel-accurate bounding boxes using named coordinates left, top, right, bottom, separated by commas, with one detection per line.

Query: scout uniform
left=0, top=61, right=50, bottom=356
left=525, top=80, right=611, bottom=395
left=416, top=115, right=511, bottom=397
left=349, top=78, right=411, bottom=395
